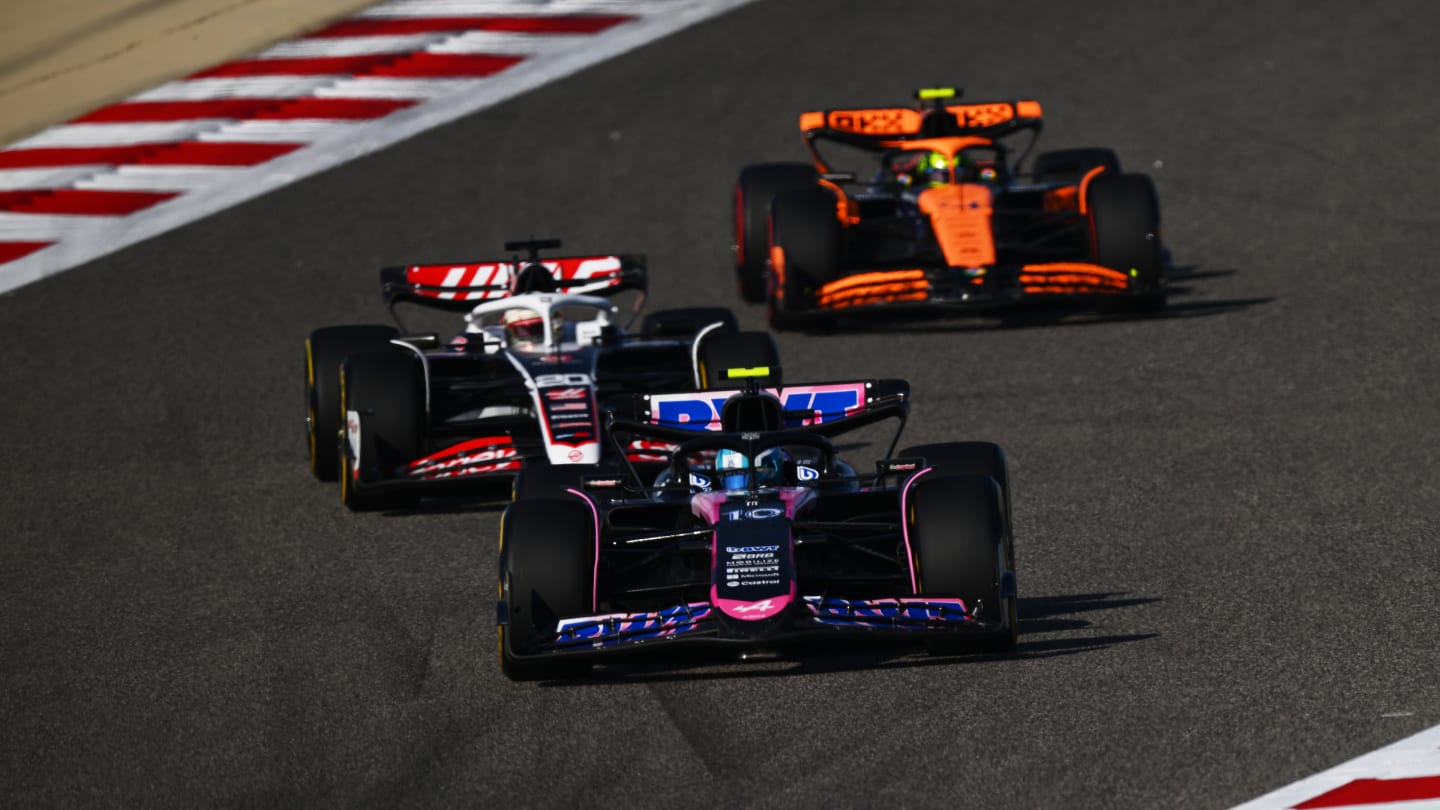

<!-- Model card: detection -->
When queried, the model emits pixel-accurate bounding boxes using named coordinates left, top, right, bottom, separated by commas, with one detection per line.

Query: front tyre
left=1086, top=173, right=1166, bottom=313
left=338, top=349, right=425, bottom=512
left=906, top=473, right=1016, bottom=654
left=735, top=163, right=820, bottom=303
left=306, top=325, right=397, bottom=481
left=499, top=497, right=597, bottom=681
left=767, top=187, right=841, bottom=331
left=1031, top=148, right=1121, bottom=183
left=898, top=441, right=1014, bottom=570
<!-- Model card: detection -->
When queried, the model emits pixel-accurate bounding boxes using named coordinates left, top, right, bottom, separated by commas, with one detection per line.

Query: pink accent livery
left=898, top=467, right=934, bottom=593
left=566, top=488, right=602, bottom=613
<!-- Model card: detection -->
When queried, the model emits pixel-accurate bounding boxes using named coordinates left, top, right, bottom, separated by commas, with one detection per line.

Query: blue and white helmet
left=716, top=448, right=750, bottom=490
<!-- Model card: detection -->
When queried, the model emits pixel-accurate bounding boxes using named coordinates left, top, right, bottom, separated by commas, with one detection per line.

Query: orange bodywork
left=769, top=244, right=786, bottom=300
left=916, top=183, right=996, bottom=268
left=875, top=135, right=993, bottom=155
left=818, top=177, right=860, bottom=225
left=816, top=269, right=929, bottom=309
left=1076, top=165, right=1107, bottom=215
left=798, top=100, right=1042, bottom=139
left=1043, top=186, right=1079, bottom=212
left=1018, top=262, right=1129, bottom=294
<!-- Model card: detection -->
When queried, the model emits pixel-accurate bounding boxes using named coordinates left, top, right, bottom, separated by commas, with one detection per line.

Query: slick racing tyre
left=898, top=442, right=1014, bottom=570
left=906, top=473, right=1016, bottom=654
left=735, top=162, right=820, bottom=303
left=306, top=325, right=397, bottom=481
left=640, top=306, right=739, bottom=339
left=696, top=330, right=782, bottom=390
left=511, top=463, right=595, bottom=501
left=337, top=349, right=425, bottom=512
left=499, top=497, right=596, bottom=681
left=1031, top=148, right=1121, bottom=183
left=767, top=187, right=841, bottom=331
left=1085, top=173, right=1167, bottom=313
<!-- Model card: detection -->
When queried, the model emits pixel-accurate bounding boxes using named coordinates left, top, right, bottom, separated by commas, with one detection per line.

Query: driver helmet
left=756, top=447, right=788, bottom=485
left=715, top=448, right=788, bottom=490
left=915, top=151, right=949, bottom=186
left=716, top=448, right=750, bottom=490
left=503, top=308, right=545, bottom=344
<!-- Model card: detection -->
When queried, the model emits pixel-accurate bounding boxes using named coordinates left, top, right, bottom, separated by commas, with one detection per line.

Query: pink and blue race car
left=497, top=372, right=1018, bottom=680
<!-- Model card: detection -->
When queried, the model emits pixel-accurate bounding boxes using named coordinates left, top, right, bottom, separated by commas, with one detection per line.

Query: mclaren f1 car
left=733, top=87, right=1169, bottom=328
left=497, top=371, right=1018, bottom=680
left=304, top=238, right=781, bottom=511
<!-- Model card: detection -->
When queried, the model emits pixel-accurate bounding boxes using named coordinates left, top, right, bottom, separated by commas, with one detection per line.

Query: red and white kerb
left=0, top=0, right=755, bottom=293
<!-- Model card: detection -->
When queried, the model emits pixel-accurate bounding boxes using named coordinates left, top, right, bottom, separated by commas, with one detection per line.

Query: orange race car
left=733, top=88, right=1169, bottom=329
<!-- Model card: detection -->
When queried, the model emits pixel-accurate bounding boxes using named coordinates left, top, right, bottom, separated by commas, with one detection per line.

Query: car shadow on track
left=533, top=590, right=1159, bottom=686
left=791, top=265, right=1272, bottom=335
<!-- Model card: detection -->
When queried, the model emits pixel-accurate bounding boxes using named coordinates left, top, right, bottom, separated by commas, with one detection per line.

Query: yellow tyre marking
left=305, top=339, right=318, bottom=474
left=338, top=366, right=349, bottom=505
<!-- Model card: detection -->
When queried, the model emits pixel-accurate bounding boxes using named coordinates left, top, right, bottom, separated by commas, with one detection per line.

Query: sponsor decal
left=545, top=387, right=588, bottom=401
left=534, top=373, right=591, bottom=388
left=796, top=465, right=819, bottom=481
left=568, top=449, right=584, bottom=463
left=730, top=599, right=778, bottom=614
left=721, top=507, right=783, bottom=521
left=650, top=383, right=866, bottom=431
left=407, top=441, right=518, bottom=478
left=689, top=472, right=712, bottom=489
left=718, top=540, right=785, bottom=592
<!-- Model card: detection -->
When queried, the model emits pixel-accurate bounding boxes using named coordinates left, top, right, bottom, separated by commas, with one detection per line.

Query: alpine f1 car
left=304, top=238, right=781, bottom=511
left=733, top=87, right=1169, bottom=329
left=497, top=371, right=1018, bottom=680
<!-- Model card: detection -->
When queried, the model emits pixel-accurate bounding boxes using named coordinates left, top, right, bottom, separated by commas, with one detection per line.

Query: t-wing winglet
left=381, top=254, right=646, bottom=312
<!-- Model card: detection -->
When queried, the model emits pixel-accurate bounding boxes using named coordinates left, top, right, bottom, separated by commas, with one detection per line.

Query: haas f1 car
left=498, top=371, right=1018, bottom=680
left=304, top=239, right=781, bottom=511
left=734, top=87, right=1169, bottom=328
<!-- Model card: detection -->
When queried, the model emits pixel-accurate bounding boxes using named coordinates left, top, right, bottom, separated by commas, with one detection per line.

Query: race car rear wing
left=798, top=88, right=1043, bottom=171
left=381, top=253, right=647, bottom=313
left=607, top=378, right=911, bottom=441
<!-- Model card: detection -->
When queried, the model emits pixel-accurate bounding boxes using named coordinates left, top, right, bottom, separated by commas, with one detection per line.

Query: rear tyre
left=499, top=497, right=596, bottom=681
left=906, top=473, right=1016, bottom=655
left=306, top=325, right=397, bottom=481
left=1086, top=173, right=1166, bottom=313
left=338, top=349, right=425, bottom=512
left=640, top=306, right=738, bottom=339
left=1031, top=148, right=1121, bottom=183
left=696, top=330, right=782, bottom=390
left=735, top=163, right=820, bottom=303
left=767, top=187, right=841, bottom=331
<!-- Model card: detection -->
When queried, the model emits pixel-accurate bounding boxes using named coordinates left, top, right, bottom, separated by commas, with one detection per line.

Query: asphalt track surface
left=4, top=1, right=1440, bottom=807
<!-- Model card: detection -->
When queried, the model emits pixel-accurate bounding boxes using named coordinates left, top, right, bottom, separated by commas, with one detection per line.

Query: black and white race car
left=304, top=239, right=780, bottom=510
